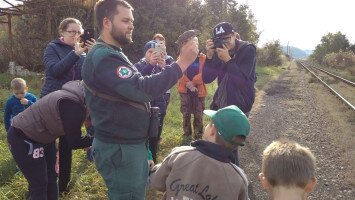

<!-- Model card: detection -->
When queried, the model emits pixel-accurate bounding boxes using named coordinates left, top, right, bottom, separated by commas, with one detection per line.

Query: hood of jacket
left=62, top=80, right=85, bottom=104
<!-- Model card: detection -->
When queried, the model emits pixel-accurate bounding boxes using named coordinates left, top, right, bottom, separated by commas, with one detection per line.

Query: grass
left=0, top=64, right=285, bottom=199
left=255, top=63, right=287, bottom=89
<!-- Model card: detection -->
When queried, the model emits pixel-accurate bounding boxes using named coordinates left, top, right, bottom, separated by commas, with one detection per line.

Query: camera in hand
left=212, top=37, right=224, bottom=49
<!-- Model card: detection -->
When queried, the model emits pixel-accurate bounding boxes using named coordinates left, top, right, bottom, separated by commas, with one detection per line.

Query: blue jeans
left=7, top=127, right=58, bottom=200
left=93, top=138, right=148, bottom=200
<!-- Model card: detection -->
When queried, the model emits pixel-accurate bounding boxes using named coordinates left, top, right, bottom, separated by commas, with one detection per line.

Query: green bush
left=257, top=40, right=283, bottom=66
left=323, top=51, right=355, bottom=69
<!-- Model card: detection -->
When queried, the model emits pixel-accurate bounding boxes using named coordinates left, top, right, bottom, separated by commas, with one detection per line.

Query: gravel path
left=240, top=62, right=354, bottom=200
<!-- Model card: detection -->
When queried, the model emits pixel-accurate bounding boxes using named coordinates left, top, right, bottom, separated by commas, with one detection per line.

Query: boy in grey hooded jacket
left=150, top=105, right=250, bottom=200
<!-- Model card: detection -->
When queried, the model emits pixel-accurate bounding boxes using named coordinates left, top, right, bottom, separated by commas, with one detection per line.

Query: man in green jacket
left=81, top=0, right=198, bottom=199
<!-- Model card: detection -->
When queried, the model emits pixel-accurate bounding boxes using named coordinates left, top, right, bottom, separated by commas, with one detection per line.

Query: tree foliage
left=257, top=40, right=283, bottom=66
left=310, top=32, right=350, bottom=63
left=0, top=0, right=94, bottom=72
left=309, top=31, right=355, bottom=71
left=0, top=0, right=259, bottom=71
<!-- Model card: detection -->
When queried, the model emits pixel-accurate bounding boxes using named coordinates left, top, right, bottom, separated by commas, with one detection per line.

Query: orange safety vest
left=177, top=53, right=207, bottom=97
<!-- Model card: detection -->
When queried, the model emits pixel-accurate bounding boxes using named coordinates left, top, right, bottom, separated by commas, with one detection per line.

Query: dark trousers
left=180, top=93, right=205, bottom=138
left=7, top=127, right=58, bottom=200
left=58, top=136, right=72, bottom=193
left=149, top=112, right=166, bottom=162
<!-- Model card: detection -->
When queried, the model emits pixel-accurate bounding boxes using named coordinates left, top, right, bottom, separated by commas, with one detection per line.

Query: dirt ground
left=240, top=61, right=354, bottom=199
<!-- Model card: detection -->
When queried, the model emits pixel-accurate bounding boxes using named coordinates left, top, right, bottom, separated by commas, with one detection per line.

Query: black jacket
left=203, top=40, right=256, bottom=113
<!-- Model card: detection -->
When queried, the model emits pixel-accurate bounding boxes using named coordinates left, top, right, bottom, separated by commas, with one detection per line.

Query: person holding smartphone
left=42, top=17, right=95, bottom=97
left=152, top=33, right=175, bottom=108
left=41, top=17, right=96, bottom=193
left=134, top=40, right=168, bottom=162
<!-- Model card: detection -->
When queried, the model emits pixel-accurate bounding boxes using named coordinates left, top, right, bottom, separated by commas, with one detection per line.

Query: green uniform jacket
left=82, top=40, right=182, bottom=144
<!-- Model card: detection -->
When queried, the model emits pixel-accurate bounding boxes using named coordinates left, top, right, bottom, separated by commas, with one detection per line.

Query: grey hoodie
left=149, top=141, right=249, bottom=200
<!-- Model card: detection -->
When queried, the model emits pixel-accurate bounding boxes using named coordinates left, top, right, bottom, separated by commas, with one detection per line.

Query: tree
left=204, top=0, right=259, bottom=44
left=0, top=0, right=260, bottom=71
left=349, top=44, right=355, bottom=54
left=227, top=4, right=259, bottom=43
left=310, top=32, right=350, bottom=63
left=257, top=40, right=283, bottom=66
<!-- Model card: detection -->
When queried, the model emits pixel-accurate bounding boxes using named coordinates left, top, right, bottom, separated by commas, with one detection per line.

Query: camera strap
left=83, top=81, right=149, bottom=112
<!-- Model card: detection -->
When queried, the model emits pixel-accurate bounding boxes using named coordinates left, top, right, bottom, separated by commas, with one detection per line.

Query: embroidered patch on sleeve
left=116, top=66, right=133, bottom=79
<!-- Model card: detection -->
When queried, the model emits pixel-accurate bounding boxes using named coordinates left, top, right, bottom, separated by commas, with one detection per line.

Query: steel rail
left=297, top=60, right=355, bottom=111
left=308, top=65, right=355, bottom=87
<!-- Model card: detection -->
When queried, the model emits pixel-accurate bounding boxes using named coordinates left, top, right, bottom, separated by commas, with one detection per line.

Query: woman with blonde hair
left=41, top=17, right=95, bottom=194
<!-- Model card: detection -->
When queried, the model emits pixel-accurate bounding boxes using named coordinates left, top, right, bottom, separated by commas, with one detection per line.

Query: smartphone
left=155, top=43, right=166, bottom=55
left=81, top=28, right=95, bottom=44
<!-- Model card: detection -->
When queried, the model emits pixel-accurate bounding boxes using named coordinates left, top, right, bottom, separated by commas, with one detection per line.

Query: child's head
left=203, top=105, right=250, bottom=149
left=11, top=78, right=28, bottom=99
left=259, top=139, right=317, bottom=196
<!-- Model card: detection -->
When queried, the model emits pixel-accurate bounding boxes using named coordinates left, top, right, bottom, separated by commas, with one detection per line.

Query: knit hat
left=175, top=29, right=200, bottom=46
left=143, top=40, right=157, bottom=55
left=213, top=22, right=234, bottom=38
left=204, top=105, right=250, bottom=145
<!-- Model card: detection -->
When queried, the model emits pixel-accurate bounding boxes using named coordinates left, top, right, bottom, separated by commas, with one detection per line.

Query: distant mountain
left=304, top=49, right=314, bottom=55
left=281, top=46, right=313, bottom=59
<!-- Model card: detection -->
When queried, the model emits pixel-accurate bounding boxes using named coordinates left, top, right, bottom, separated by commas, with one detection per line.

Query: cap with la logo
left=213, top=22, right=234, bottom=38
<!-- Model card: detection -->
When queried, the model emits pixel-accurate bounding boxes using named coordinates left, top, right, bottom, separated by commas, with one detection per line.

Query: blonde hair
left=262, top=139, right=316, bottom=188
left=153, top=33, right=165, bottom=41
left=11, top=78, right=27, bottom=91
left=58, top=18, right=82, bottom=35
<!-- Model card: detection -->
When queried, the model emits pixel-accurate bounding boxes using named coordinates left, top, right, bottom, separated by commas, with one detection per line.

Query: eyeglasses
left=65, top=30, right=82, bottom=36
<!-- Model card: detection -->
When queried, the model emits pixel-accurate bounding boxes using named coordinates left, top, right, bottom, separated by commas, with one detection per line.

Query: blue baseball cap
left=143, top=40, right=157, bottom=55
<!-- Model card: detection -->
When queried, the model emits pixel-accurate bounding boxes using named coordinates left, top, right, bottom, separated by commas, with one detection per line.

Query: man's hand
left=176, top=37, right=199, bottom=72
left=205, top=39, right=215, bottom=59
left=216, top=44, right=231, bottom=63
left=20, top=98, right=29, bottom=105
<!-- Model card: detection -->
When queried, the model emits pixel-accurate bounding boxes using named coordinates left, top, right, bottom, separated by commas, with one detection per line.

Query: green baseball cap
left=204, top=105, right=250, bottom=145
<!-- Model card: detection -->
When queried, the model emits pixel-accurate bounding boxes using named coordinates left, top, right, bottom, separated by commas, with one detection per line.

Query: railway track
left=296, top=60, right=355, bottom=111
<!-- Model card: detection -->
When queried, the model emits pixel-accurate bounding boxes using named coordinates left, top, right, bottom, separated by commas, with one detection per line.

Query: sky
left=0, top=0, right=18, bottom=8
left=239, top=0, right=355, bottom=50
left=2, top=0, right=354, bottom=50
